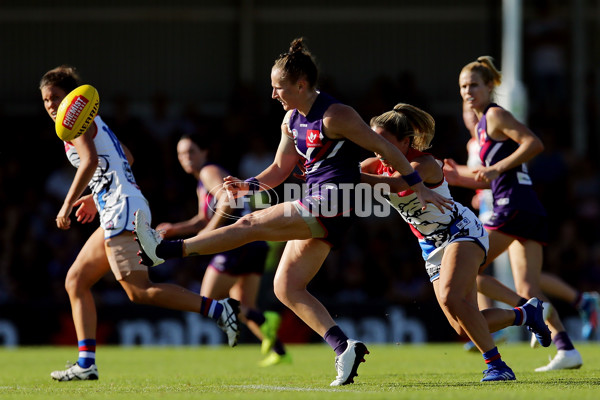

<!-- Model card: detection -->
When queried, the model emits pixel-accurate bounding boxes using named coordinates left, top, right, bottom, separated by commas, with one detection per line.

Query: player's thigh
left=439, top=241, right=483, bottom=300
left=508, top=239, right=543, bottom=295
left=67, top=227, right=111, bottom=287
left=241, top=202, right=313, bottom=242
left=274, top=239, right=330, bottom=291
left=483, top=229, right=514, bottom=267
left=105, top=231, right=148, bottom=281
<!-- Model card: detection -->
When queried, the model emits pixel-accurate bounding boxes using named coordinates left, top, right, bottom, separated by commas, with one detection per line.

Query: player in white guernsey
left=361, top=103, right=551, bottom=382
left=40, top=66, right=240, bottom=382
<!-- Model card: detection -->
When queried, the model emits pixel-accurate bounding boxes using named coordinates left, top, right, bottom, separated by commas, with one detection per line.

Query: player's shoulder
left=200, top=163, right=226, bottom=177
left=324, top=102, right=353, bottom=118
left=485, top=105, right=512, bottom=122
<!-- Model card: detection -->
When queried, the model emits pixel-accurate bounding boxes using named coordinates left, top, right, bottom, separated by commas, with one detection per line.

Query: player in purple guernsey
left=476, top=104, right=546, bottom=217
left=444, top=56, right=582, bottom=371
left=133, top=37, right=452, bottom=386
left=155, top=133, right=288, bottom=366
left=287, top=91, right=364, bottom=246
left=289, top=91, right=362, bottom=187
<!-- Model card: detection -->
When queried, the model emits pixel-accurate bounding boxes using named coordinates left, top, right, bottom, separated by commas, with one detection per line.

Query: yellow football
left=55, top=84, right=100, bottom=141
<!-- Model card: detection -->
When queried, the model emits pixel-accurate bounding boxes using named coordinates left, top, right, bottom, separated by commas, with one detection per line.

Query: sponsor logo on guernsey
left=306, top=129, right=321, bottom=148
left=62, top=95, right=89, bottom=129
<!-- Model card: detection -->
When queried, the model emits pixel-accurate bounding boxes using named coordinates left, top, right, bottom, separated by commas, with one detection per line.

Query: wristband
left=403, top=170, right=422, bottom=187
left=244, top=177, right=261, bottom=192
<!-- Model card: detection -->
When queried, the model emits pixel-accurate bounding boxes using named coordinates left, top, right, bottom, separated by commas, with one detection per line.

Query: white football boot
left=217, top=298, right=241, bottom=347
left=133, top=209, right=165, bottom=267
left=51, top=363, right=98, bottom=381
left=330, top=339, right=369, bottom=386
left=535, top=349, right=583, bottom=372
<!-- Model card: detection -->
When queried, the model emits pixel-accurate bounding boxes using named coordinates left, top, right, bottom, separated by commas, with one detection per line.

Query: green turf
left=0, top=343, right=599, bottom=399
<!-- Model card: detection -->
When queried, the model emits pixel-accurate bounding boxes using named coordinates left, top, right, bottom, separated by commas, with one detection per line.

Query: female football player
left=361, top=103, right=551, bottom=381
left=133, top=37, right=453, bottom=386
left=443, top=56, right=582, bottom=371
left=40, top=65, right=240, bottom=381
left=155, top=133, right=289, bottom=366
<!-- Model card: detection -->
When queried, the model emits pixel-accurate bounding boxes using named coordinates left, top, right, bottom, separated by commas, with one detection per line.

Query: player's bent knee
left=64, top=269, right=91, bottom=295
left=439, top=292, right=465, bottom=315
left=272, top=279, right=297, bottom=307
left=272, top=282, right=288, bottom=305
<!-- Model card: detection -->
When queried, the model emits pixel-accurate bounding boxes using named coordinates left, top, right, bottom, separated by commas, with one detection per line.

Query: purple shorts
left=208, top=241, right=268, bottom=275
left=484, top=210, right=548, bottom=245
left=292, top=183, right=357, bottom=249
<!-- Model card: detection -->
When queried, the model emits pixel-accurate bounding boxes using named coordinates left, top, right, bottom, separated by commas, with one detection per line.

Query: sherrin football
left=55, top=84, right=100, bottom=141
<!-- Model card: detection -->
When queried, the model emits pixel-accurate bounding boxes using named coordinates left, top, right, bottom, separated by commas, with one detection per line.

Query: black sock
left=245, top=308, right=266, bottom=326
left=156, top=239, right=184, bottom=259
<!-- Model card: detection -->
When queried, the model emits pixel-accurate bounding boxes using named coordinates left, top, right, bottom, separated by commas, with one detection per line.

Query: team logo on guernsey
left=306, top=129, right=322, bottom=148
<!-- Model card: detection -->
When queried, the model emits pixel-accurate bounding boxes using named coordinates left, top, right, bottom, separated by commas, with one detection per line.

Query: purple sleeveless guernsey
left=288, top=92, right=362, bottom=189
left=477, top=103, right=546, bottom=216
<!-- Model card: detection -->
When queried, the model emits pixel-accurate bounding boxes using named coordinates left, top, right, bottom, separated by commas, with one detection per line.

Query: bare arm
left=326, top=104, right=453, bottom=211
left=361, top=155, right=444, bottom=193
left=325, top=104, right=416, bottom=175
left=442, top=158, right=490, bottom=189
left=156, top=166, right=234, bottom=238
left=255, top=113, right=301, bottom=187
left=224, top=111, right=300, bottom=197
left=197, top=165, right=234, bottom=232
left=360, top=156, right=381, bottom=174
left=56, top=123, right=98, bottom=230
left=473, top=107, right=544, bottom=183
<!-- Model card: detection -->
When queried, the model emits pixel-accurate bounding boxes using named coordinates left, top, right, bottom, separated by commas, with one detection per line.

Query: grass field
left=0, top=343, right=599, bottom=399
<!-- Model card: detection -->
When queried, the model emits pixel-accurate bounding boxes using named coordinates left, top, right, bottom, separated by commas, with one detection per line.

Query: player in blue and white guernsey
left=40, top=66, right=241, bottom=382
left=155, top=133, right=288, bottom=367
left=443, top=56, right=583, bottom=372
left=133, top=38, right=453, bottom=386
left=361, top=103, right=552, bottom=382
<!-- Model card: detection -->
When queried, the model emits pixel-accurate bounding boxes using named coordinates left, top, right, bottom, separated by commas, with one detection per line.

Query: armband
left=244, top=177, right=261, bottom=192
left=403, top=170, right=422, bottom=187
